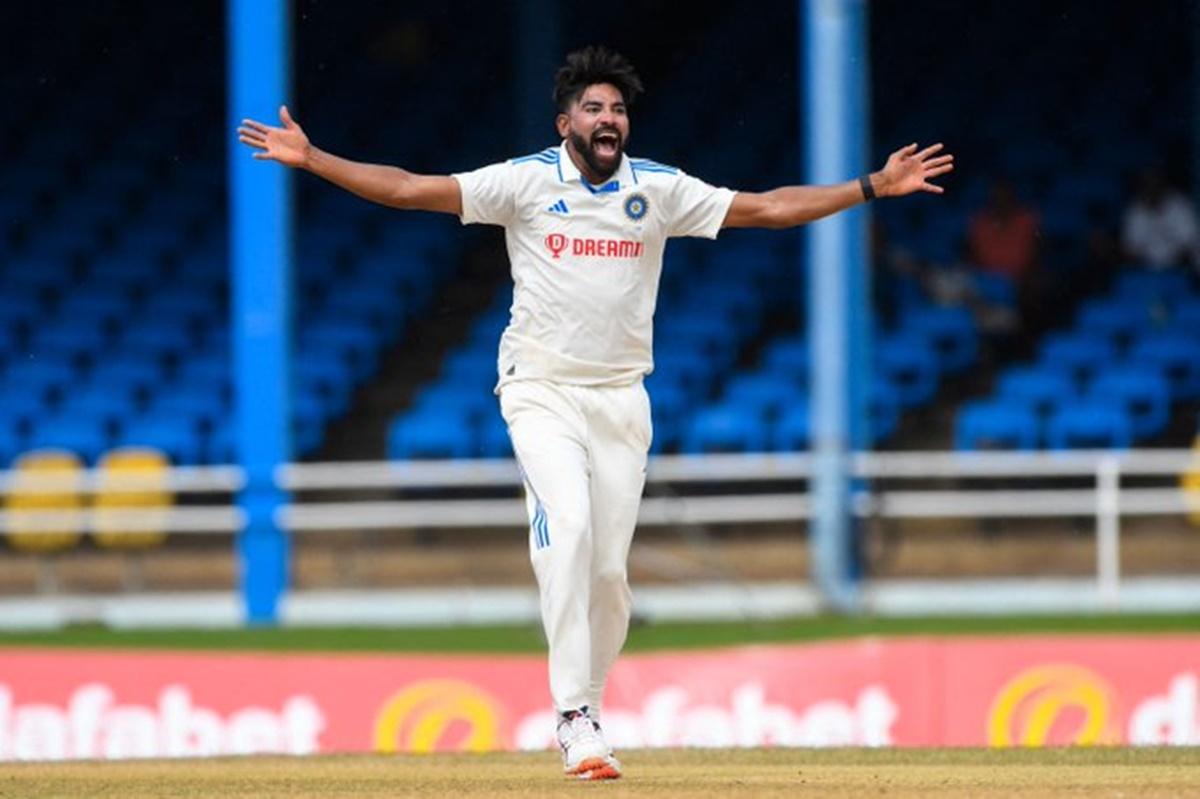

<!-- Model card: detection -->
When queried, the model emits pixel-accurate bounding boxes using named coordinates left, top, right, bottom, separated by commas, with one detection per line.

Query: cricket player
left=237, top=45, right=952, bottom=779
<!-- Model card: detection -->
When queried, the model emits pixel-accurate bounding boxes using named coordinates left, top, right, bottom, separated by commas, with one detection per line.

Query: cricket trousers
left=499, top=378, right=651, bottom=717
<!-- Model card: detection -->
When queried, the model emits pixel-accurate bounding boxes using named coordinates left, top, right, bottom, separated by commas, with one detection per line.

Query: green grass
left=0, top=613, right=1195, bottom=654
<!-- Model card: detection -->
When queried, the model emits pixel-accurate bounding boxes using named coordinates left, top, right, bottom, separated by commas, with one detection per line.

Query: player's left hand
left=874, top=142, right=954, bottom=197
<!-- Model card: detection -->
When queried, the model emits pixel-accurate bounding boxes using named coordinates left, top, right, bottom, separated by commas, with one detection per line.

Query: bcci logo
left=545, top=233, right=568, bottom=259
left=624, top=193, right=649, bottom=221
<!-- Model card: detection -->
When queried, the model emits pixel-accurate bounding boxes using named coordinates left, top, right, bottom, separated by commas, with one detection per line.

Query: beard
left=568, top=128, right=623, bottom=182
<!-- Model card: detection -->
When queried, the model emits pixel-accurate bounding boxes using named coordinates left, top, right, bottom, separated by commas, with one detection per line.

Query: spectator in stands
left=1121, top=168, right=1200, bottom=270
left=967, top=179, right=1041, bottom=284
left=966, top=180, right=1043, bottom=346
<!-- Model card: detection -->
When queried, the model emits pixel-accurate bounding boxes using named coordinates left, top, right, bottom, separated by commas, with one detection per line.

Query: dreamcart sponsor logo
left=515, top=683, right=898, bottom=749
left=988, top=664, right=1119, bottom=747
left=372, top=679, right=503, bottom=753
left=0, top=683, right=325, bottom=761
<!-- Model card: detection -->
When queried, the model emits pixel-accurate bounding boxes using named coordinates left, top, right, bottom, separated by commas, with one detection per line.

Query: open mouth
left=591, top=129, right=621, bottom=158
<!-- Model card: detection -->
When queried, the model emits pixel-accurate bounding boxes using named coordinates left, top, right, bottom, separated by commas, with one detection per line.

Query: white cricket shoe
left=557, top=710, right=621, bottom=780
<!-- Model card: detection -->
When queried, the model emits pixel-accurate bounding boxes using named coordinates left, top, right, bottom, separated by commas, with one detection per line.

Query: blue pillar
left=803, top=0, right=870, bottom=612
left=228, top=0, right=293, bottom=624
left=515, top=0, right=563, bottom=153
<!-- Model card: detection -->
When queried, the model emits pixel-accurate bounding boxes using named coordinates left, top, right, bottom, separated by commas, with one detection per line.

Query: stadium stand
left=0, top=0, right=1194, bottom=469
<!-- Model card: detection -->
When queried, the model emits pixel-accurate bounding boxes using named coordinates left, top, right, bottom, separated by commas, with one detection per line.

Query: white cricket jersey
left=453, top=141, right=735, bottom=390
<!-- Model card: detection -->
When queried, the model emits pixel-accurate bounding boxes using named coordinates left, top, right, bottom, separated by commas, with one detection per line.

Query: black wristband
left=859, top=175, right=876, bottom=201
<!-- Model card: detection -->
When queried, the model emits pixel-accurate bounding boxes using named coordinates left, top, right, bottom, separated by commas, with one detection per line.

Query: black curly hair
left=552, top=46, right=644, bottom=112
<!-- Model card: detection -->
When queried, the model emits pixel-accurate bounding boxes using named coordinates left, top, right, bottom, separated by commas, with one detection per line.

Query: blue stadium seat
left=1045, top=400, right=1133, bottom=450
left=900, top=305, right=977, bottom=373
left=0, top=390, right=51, bottom=434
left=722, top=373, right=805, bottom=419
left=118, top=413, right=205, bottom=464
left=89, top=358, right=169, bottom=398
left=652, top=345, right=714, bottom=397
left=955, top=399, right=1040, bottom=450
left=968, top=272, right=1017, bottom=309
left=29, top=317, right=113, bottom=363
left=762, top=337, right=810, bottom=381
left=477, top=412, right=513, bottom=457
left=875, top=334, right=939, bottom=408
left=1169, top=299, right=1200, bottom=336
left=681, top=404, right=769, bottom=454
left=1074, top=299, right=1153, bottom=348
left=645, top=378, right=689, bottom=453
left=388, top=407, right=476, bottom=459
left=868, top=382, right=901, bottom=444
left=656, top=314, right=739, bottom=369
left=2, top=359, right=79, bottom=402
left=1112, top=269, right=1195, bottom=307
left=147, top=386, right=228, bottom=432
left=1088, top=366, right=1171, bottom=439
left=26, top=415, right=112, bottom=463
left=1037, top=333, right=1116, bottom=383
left=1129, top=333, right=1200, bottom=399
left=772, top=400, right=811, bottom=451
left=411, top=382, right=495, bottom=422
left=995, top=366, right=1076, bottom=416
left=57, top=384, right=140, bottom=428
left=116, top=321, right=197, bottom=365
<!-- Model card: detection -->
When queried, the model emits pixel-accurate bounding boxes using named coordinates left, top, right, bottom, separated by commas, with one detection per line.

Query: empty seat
left=681, top=404, right=768, bottom=454
left=91, top=447, right=172, bottom=550
left=1037, top=333, right=1116, bottom=382
left=900, top=306, right=977, bottom=372
left=388, top=408, right=477, bottom=459
left=118, top=413, right=205, bottom=465
left=762, top=337, right=810, bottom=381
left=955, top=399, right=1040, bottom=450
left=3, top=448, right=85, bottom=553
left=1074, top=299, right=1153, bottom=347
left=1129, top=333, right=1200, bottom=399
left=1045, top=400, right=1133, bottom=450
left=26, top=415, right=112, bottom=463
left=1088, top=366, right=1171, bottom=439
left=875, top=335, right=939, bottom=408
left=477, top=412, right=513, bottom=458
left=772, top=400, right=811, bottom=451
left=996, top=366, right=1076, bottom=415
left=722, top=373, right=805, bottom=418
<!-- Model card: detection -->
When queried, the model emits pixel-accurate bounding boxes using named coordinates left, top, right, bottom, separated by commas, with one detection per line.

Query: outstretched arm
left=236, top=106, right=462, bottom=215
left=722, top=142, right=953, bottom=229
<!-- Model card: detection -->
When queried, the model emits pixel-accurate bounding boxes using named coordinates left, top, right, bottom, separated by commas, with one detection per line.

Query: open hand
left=876, top=142, right=954, bottom=197
left=237, top=106, right=310, bottom=168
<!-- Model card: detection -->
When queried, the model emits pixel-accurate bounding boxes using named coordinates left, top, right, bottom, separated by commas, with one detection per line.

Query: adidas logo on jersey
left=546, top=199, right=570, bottom=215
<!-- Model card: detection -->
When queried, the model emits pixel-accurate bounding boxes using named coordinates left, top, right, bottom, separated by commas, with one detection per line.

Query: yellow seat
left=4, top=449, right=85, bottom=553
left=92, top=447, right=172, bottom=549
left=1183, top=435, right=1200, bottom=527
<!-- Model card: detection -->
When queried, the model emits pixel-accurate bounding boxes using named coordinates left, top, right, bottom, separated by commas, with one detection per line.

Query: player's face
left=557, top=83, right=629, bottom=182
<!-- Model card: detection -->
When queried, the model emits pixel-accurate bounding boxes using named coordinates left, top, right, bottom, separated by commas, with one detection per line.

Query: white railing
left=1, top=450, right=1198, bottom=604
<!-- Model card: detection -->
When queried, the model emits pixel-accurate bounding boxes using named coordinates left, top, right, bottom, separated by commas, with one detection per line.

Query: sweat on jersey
left=452, top=141, right=735, bottom=391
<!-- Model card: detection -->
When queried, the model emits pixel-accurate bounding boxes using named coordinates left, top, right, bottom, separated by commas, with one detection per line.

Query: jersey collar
left=557, top=140, right=635, bottom=193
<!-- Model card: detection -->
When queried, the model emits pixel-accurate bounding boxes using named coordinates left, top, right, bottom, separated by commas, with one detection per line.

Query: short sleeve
left=452, top=162, right=516, bottom=226
left=665, top=172, right=736, bottom=239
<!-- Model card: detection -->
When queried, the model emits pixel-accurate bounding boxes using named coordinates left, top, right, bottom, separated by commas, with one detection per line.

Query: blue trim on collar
left=581, top=179, right=620, bottom=194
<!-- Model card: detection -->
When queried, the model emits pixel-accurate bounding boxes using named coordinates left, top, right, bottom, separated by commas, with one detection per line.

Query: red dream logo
left=545, top=233, right=568, bottom=258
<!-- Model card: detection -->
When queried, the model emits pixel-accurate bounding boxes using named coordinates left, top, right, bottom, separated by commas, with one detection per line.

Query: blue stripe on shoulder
left=511, top=148, right=561, bottom=166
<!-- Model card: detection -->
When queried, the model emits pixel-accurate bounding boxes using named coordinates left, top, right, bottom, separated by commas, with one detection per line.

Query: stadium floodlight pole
left=228, top=0, right=294, bottom=625
left=802, top=0, right=870, bottom=612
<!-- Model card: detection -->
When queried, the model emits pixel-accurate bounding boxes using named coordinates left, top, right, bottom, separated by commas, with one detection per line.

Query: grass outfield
left=0, top=613, right=1196, bottom=653
left=2, top=748, right=1198, bottom=798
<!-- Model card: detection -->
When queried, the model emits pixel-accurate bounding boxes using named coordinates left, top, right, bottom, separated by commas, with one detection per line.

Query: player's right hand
left=237, top=105, right=311, bottom=168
